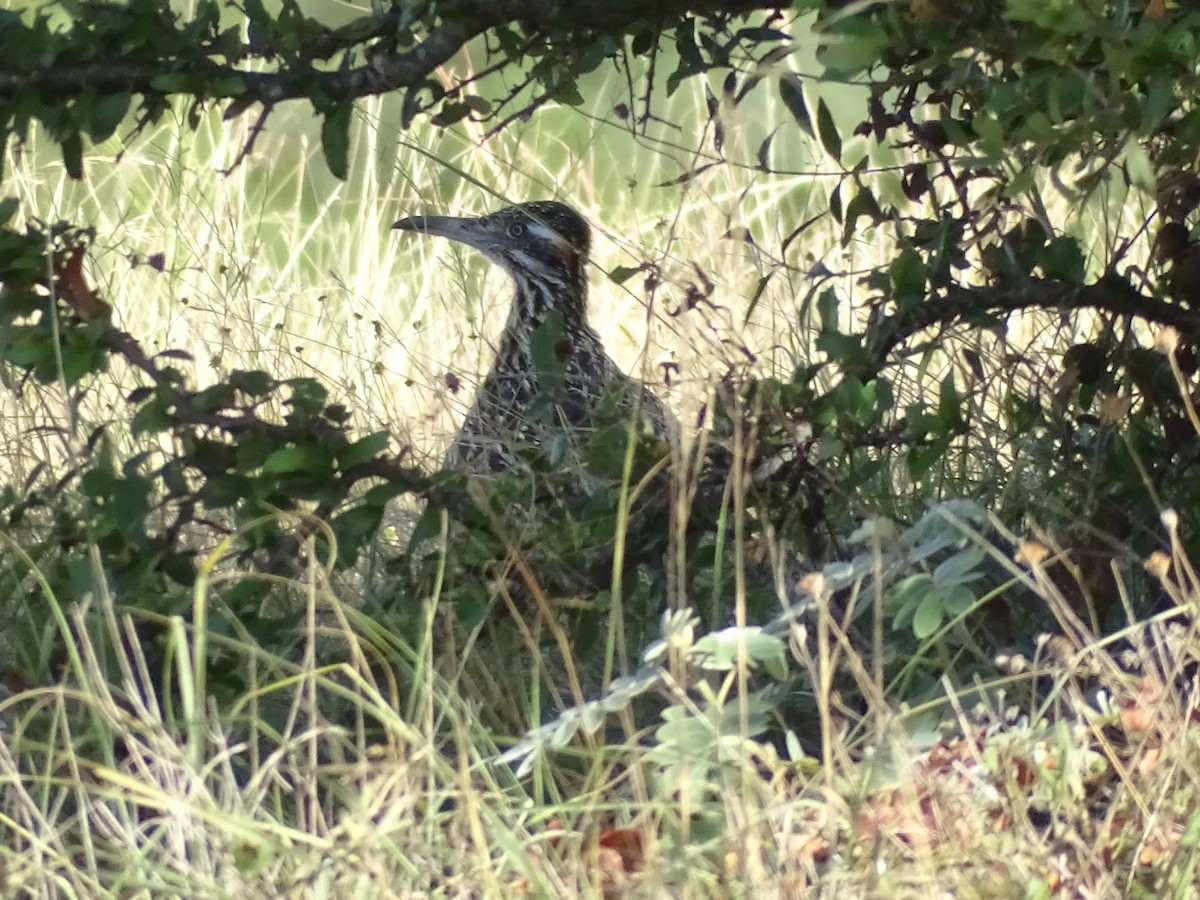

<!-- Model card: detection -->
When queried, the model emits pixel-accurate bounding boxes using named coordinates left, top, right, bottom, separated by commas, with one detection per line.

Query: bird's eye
left=507, top=223, right=526, bottom=238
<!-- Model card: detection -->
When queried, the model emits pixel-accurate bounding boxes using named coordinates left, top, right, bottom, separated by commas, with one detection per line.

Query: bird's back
left=447, top=315, right=668, bottom=472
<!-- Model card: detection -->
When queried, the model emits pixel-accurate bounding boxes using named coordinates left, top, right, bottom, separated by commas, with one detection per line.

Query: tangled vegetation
left=2, top=0, right=1200, bottom=895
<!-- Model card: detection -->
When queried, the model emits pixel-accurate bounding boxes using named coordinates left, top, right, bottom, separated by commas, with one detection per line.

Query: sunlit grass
left=3, top=509, right=1199, bottom=896
left=0, top=14, right=877, bottom=473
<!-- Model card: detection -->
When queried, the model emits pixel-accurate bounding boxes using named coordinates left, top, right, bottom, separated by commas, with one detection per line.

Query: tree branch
left=863, top=274, right=1200, bottom=379
left=0, top=21, right=482, bottom=105
left=0, top=1, right=777, bottom=108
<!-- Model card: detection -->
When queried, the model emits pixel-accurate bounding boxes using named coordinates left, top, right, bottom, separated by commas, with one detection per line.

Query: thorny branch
left=0, top=0, right=773, bottom=108
left=863, top=274, right=1200, bottom=382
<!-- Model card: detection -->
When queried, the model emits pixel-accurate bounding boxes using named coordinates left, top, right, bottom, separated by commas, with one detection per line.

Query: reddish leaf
left=54, top=246, right=110, bottom=321
left=597, top=827, right=645, bottom=873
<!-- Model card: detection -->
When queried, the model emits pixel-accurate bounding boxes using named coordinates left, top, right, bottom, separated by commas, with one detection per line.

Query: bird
left=393, top=200, right=670, bottom=473
left=393, top=201, right=832, bottom=671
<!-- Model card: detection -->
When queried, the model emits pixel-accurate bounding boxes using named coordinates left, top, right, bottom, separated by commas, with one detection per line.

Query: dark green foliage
left=6, top=0, right=1200, bottom=726
left=0, top=216, right=432, bottom=701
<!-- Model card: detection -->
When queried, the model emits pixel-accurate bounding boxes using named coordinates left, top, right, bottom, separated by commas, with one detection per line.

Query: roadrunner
left=394, top=201, right=669, bottom=472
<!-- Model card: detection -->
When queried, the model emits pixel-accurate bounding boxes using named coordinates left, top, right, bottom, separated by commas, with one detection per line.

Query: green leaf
left=833, top=378, right=882, bottom=423
left=889, top=247, right=926, bottom=310
left=816, top=287, right=840, bottom=333
left=212, top=76, right=247, bottom=97
left=224, top=97, right=255, bottom=122
left=231, top=840, right=274, bottom=878
left=229, top=369, right=274, bottom=396
left=86, top=92, right=131, bottom=143
left=242, top=0, right=270, bottom=23
left=584, top=423, right=630, bottom=476
left=943, top=584, right=976, bottom=616
left=364, top=480, right=408, bottom=505
left=631, top=28, right=657, bottom=56
left=668, top=18, right=704, bottom=95
left=160, top=459, right=189, bottom=496
left=149, top=73, right=190, bottom=94
left=815, top=98, right=841, bottom=161
left=186, top=439, right=235, bottom=478
left=763, top=653, right=789, bottom=681
left=1037, top=236, right=1085, bottom=285
left=815, top=330, right=865, bottom=368
left=60, top=132, right=83, bottom=179
left=494, top=26, right=525, bottom=58
left=892, top=595, right=916, bottom=638
left=971, top=112, right=1005, bottom=161
left=191, top=383, right=237, bottom=412
left=203, top=474, right=254, bottom=509
left=756, top=133, right=774, bottom=169
left=932, top=546, right=986, bottom=587
left=431, top=102, right=471, bottom=127
left=401, top=82, right=437, bottom=129
left=4, top=332, right=53, bottom=369
left=1181, top=804, right=1200, bottom=847
left=693, top=626, right=785, bottom=671
left=655, top=706, right=713, bottom=749
left=323, top=403, right=350, bottom=424
left=891, top=573, right=934, bottom=611
left=742, top=630, right=787, bottom=663
left=112, top=475, right=151, bottom=539
left=907, top=433, right=953, bottom=479
left=81, top=464, right=117, bottom=499
left=0, top=196, right=18, bottom=225
left=1123, top=139, right=1155, bottom=193
left=844, top=187, right=881, bottom=231
left=261, top=445, right=331, bottom=476
left=937, top=373, right=963, bottom=429
left=339, top=431, right=390, bottom=468
left=817, top=25, right=887, bottom=77
left=59, top=332, right=106, bottom=383
left=912, top=591, right=944, bottom=639
left=406, top=503, right=445, bottom=556
left=320, top=102, right=352, bottom=180
left=778, top=73, right=813, bottom=137
left=454, top=582, right=491, bottom=630
left=551, top=80, right=585, bottom=106
left=609, top=264, right=643, bottom=285
left=287, top=377, right=328, bottom=414
left=331, top=504, right=385, bottom=565
left=83, top=92, right=130, bottom=143
left=235, top=433, right=275, bottom=471
left=463, top=95, right=492, bottom=114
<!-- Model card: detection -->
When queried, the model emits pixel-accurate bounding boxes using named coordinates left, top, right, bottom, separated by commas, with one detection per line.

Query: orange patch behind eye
left=547, top=230, right=581, bottom=278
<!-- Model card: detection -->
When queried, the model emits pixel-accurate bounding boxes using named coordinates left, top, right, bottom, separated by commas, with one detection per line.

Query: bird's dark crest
left=515, top=201, right=591, bottom=257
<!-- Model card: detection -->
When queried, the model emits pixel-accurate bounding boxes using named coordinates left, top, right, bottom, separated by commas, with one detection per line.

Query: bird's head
left=394, top=201, right=591, bottom=313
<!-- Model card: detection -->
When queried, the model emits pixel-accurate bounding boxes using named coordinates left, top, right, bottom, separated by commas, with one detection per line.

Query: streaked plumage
left=394, top=201, right=668, bottom=471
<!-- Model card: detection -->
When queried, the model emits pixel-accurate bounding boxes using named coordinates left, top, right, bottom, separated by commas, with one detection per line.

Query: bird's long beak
left=393, top=214, right=482, bottom=248
left=394, top=213, right=520, bottom=262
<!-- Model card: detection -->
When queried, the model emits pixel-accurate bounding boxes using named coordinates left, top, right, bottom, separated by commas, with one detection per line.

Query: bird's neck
left=503, top=269, right=589, bottom=339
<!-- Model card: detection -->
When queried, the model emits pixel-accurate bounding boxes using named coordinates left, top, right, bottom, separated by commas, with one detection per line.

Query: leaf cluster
left=0, top=213, right=433, bottom=690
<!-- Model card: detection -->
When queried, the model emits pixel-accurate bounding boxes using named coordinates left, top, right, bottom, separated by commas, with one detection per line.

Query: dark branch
left=100, top=325, right=429, bottom=492
left=863, top=274, right=1200, bottom=380
left=0, top=21, right=482, bottom=106
left=0, top=1, right=777, bottom=108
